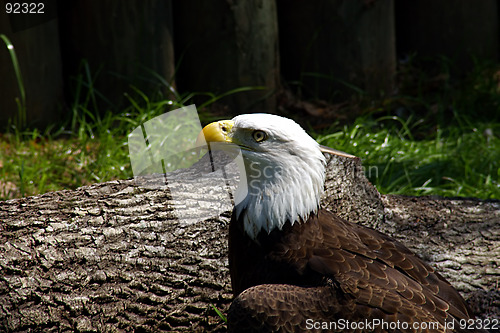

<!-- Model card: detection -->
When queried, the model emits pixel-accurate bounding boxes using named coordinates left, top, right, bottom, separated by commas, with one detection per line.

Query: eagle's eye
left=252, top=130, right=268, bottom=143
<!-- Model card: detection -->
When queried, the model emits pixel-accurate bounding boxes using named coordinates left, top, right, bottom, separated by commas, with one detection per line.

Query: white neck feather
left=234, top=149, right=326, bottom=240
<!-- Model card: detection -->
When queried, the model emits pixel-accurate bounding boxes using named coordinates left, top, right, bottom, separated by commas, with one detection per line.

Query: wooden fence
left=0, top=0, right=498, bottom=128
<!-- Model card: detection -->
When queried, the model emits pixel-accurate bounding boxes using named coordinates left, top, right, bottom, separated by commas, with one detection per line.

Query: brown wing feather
left=228, top=283, right=448, bottom=333
left=228, top=284, right=344, bottom=333
left=228, top=209, right=480, bottom=332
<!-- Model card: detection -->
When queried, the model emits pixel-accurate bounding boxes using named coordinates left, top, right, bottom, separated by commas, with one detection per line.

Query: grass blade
left=210, top=304, right=227, bottom=323
left=1, top=34, right=26, bottom=129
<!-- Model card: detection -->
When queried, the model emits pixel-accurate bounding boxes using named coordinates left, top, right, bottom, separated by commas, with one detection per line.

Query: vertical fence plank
left=174, top=0, right=279, bottom=114
left=396, top=0, right=499, bottom=73
left=58, top=0, right=176, bottom=112
left=2, top=0, right=498, bottom=127
left=278, top=0, right=395, bottom=101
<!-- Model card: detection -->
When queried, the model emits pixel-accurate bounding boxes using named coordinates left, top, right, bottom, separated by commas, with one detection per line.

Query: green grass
left=210, top=304, right=227, bottom=323
left=1, top=105, right=498, bottom=200
left=313, top=55, right=500, bottom=200
left=316, top=113, right=500, bottom=199
left=0, top=87, right=221, bottom=200
left=0, top=43, right=498, bottom=201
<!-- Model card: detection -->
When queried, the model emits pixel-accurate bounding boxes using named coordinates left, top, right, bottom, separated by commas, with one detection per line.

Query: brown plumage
left=198, top=114, right=480, bottom=332
left=228, top=209, right=479, bottom=332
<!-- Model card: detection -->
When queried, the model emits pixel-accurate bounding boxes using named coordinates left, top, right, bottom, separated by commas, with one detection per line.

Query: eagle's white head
left=199, top=113, right=353, bottom=240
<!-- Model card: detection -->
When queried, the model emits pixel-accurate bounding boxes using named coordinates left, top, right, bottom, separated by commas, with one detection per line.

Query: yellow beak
left=196, top=120, right=235, bottom=147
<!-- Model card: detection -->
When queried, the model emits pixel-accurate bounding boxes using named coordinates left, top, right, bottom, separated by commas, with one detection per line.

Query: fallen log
left=0, top=153, right=498, bottom=332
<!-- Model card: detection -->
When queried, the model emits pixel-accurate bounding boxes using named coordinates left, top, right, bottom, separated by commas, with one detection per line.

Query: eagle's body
left=229, top=210, right=473, bottom=332
left=199, top=114, right=479, bottom=333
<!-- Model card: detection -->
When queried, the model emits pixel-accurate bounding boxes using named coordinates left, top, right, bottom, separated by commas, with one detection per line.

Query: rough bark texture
left=0, top=153, right=498, bottom=332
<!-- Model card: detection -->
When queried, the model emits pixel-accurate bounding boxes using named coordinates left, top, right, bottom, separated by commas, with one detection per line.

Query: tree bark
left=0, top=153, right=498, bottom=332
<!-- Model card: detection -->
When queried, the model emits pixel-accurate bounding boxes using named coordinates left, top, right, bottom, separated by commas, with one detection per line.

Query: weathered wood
left=0, top=153, right=498, bottom=332
left=173, top=0, right=279, bottom=114
left=396, top=0, right=498, bottom=73
left=278, top=0, right=396, bottom=101
left=58, top=0, right=176, bottom=109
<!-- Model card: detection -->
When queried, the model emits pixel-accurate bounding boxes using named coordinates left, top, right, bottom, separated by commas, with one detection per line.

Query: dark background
left=1, top=0, right=499, bottom=128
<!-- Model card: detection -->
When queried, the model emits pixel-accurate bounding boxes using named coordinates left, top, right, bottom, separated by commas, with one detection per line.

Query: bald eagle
left=199, top=114, right=479, bottom=333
